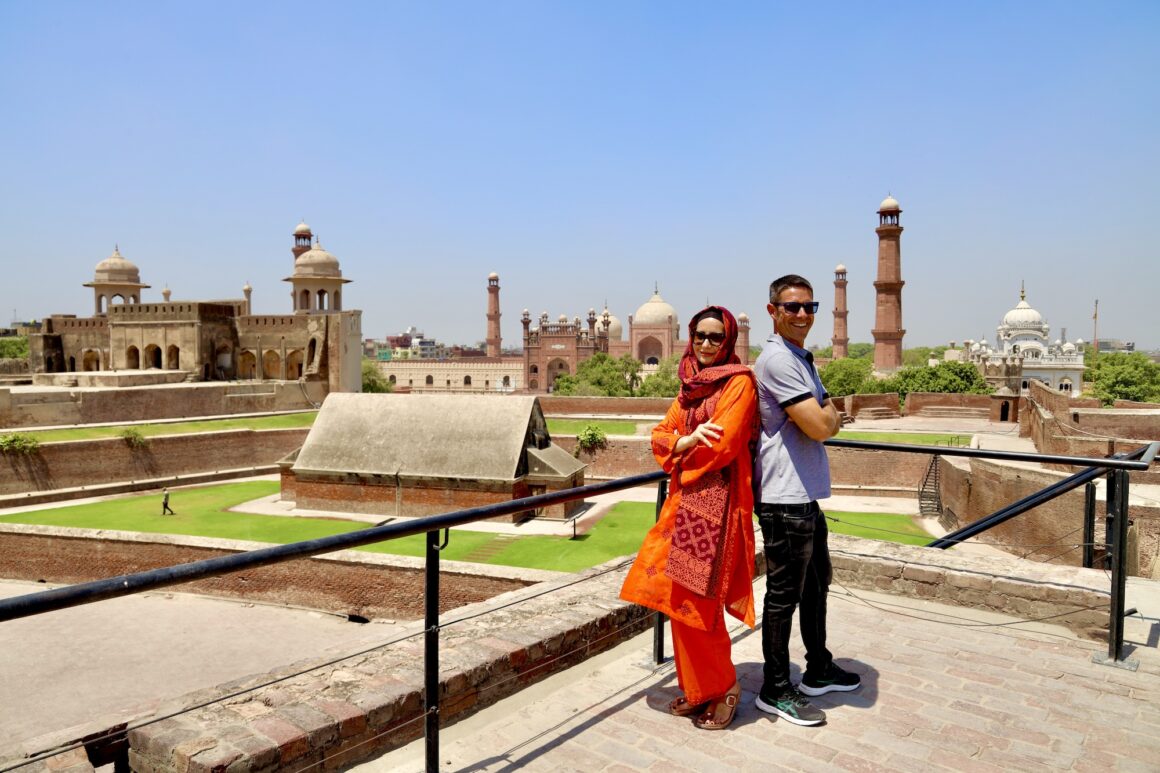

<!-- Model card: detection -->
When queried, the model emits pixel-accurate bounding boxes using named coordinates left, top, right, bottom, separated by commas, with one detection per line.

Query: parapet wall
left=0, top=381, right=324, bottom=429
left=538, top=395, right=672, bottom=416
left=0, top=428, right=309, bottom=497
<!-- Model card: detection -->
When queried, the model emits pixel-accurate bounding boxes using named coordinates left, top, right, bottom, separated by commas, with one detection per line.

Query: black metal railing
left=0, top=439, right=1155, bottom=772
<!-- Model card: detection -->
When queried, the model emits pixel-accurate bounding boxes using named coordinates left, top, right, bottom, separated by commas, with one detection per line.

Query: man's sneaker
left=799, top=663, right=861, bottom=696
left=754, top=686, right=826, bottom=726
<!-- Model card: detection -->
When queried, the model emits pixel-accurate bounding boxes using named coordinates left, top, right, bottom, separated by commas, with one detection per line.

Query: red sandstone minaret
left=486, top=272, right=502, bottom=357
left=736, top=312, right=751, bottom=365
left=832, top=263, right=849, bottom=359
left=872, top=195, right=905, bottom=371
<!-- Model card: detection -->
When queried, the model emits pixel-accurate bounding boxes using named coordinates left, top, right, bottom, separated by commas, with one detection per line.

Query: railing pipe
left=826, top=438, right=1152, bottom=470
left=425, top=530, right=442, bottom=771
left=0, top=470, right=666, bottom=623
left=1083, top=482, right=1096, bottom=569
left=653, top=477, right=668, bottom=665
left=927, top=445, right=1151, bottom=550
left=1109, top=470, right=1131, bottom=661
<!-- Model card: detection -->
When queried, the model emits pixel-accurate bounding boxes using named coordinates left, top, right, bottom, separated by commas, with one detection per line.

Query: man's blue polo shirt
left=754, top=333, right=831, bottom=504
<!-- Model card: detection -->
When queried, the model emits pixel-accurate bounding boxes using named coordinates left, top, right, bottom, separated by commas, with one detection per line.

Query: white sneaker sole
left=798, top=680, right=861, bottom=697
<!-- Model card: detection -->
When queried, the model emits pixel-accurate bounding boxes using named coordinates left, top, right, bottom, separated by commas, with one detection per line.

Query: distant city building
left=961, top=285, right=1085, bottom=393
left=28, top=222, right=362, bottom=393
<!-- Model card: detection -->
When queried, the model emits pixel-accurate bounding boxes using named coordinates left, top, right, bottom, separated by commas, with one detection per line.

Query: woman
left=620, top=305, right=757, bottom=730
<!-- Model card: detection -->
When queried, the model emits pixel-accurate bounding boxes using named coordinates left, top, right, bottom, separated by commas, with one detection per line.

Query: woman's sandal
left=693, top=681, right=741, bottom=730
left=668, top=695, right=709, bottom=717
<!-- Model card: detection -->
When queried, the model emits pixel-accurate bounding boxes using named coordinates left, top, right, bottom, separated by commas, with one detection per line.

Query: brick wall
left=292, top=476, right=539, bottom=522
left=0, top=429, right=308, bottom=496
left=0, top=381, right=324, bottom=429
left=0, top=526, right=550, bottom=620
left=904, top=392, right=991, bottom=412
left=844, top=393, right=901, bottom=417
left=939, top=457, right=1160, bottom=579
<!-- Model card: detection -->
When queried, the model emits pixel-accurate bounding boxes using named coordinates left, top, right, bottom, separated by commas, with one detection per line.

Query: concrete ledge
left=115, top=539, right=1115, bottom=772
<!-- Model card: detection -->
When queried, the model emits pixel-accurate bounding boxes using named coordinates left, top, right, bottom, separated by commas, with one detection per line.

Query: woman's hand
left=674, top=422, right=724, bottom=454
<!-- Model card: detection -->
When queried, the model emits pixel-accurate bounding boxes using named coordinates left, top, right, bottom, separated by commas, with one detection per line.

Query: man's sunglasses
left=772, top=301, right=820, bottom=315
left=693, top=331, right=727, bottom=345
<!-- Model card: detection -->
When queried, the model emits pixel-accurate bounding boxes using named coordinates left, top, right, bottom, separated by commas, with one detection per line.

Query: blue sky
left=3, top=2, right=1157, bottom=351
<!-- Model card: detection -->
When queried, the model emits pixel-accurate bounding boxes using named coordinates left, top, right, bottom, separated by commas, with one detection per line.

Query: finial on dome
left=1020, top=280, right=1025, bottom=302
left=655, top=281, right=659, bottom=294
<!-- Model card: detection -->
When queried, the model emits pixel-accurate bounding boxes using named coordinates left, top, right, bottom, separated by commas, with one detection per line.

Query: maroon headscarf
left=677, top=305, right=750, bottom=411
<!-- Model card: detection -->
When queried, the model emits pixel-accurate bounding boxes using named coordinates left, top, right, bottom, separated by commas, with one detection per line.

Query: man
left=753, top=274, right=860, bottom=727
left=161, top=488, right=175, bottom=516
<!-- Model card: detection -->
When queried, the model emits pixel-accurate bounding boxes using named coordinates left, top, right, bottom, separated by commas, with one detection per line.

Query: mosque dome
left=294, top=221, right=312, bottom=236
left=294, top=242, right=341, bottom=277
left=1001, top=299, right=1046, bottom=329
left=93, top=246, right=142, bottom=284
left=878, top=195, right=901, bottom=212
left=1062, top=341, right=1077, bottom=353
left=633, top=291, right=679, bottom=331
left=558, top=314, right=568, bottom=323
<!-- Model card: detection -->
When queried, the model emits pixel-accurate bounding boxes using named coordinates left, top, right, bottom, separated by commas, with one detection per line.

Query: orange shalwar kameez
left=619, top=373, right=757, bottom=705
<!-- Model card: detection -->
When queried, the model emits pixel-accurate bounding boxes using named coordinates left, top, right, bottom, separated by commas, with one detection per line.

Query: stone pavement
left=368, top=580, right=1160, bottom=772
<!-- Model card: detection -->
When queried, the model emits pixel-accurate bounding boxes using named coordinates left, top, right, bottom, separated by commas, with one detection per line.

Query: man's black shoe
left=799, top=663, right=861, bottom=696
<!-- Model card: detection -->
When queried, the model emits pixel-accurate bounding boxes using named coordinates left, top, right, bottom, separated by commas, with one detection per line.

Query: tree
left=1089, top=352, right=1160, bottom=406
left=902, top=345, right=948, bottom=368
left=552, top=353, right=642, bottom=396
left=0, top=336, right=29, bottom=360
left=881, top=360, right=990, bottom=403
left=820, top=357, right=873, bottom=398
left=361, top=358, right=393, bottom=393
left=637, top=355, right=681, bottom=398
left=847, top=342, right=874, bottom=359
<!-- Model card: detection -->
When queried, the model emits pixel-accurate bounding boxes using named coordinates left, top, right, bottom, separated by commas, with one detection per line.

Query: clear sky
left=3, top=2, right=1157, bottom=351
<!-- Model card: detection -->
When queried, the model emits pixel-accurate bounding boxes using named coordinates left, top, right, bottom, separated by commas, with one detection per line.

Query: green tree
left=820, top=357, right=873, bottom=397
left=637, top=355, right=681, bottom=398
left=553, top=353, right=642, bottom=396
left=1088, top=352, right=1160, bottom=406
left=361, top=358, right=393, bottom=393
left=847, top=342, right=874, bottom=360
left=812, top=345, right=834, bottom=359
left=0, top=336, right=29, bottom=359
left=881, top=361, right=991, bottom=403
left=902, top=345, right=948, bottom=368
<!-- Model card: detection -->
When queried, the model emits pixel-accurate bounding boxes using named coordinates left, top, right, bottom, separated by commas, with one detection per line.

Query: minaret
left=872, top=195, right=905, bottom=371
left=243, top=282, right=253, bottom=316
left=736, top=312, right=751, bottom=365
left=486, top=272, right=502, bottom=357
left=832, top=263, right=849, bottom=359
left=292, top=221, right=313, bottom=262
left=162, top=285, right=172, bottom=302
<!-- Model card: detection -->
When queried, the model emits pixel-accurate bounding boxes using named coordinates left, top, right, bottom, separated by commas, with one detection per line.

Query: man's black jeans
left=757, top=501, right=833, bottom=695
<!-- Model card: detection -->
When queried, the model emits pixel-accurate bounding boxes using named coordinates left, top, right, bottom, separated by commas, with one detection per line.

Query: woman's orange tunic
left=619, top=373, right=757, bottom=632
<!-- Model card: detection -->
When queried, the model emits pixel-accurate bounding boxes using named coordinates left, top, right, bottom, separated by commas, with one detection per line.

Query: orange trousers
left=670, top=606, right=736, bottom=705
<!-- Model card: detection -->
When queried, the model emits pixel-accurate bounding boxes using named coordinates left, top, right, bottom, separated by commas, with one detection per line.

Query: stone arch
left=111, top=294, right=126, bottom=306
left=97, top=295, right=107, bottom=314
left=299, top=289, right=311, bottom=311
left=425, top=375, right=434, bottom=385
left=126, top=346, right=140, bottom=369
left=1059, top=378, right=1073, bottom=392
left=530, top=364, right=539, bottom=374
left=144, top=344, right=162, bottom=369
left=262, top=350, right=281, bottom=379
left=82, top=350, right=100, bottom=372
left=1000, top=401, right=1010, bottom=422
left=317, top=289, right=328, bottom=310
left=637, top=336, right=662, bottom=365
left=502, top=375, right=511, bottom=387
left=333, top=290, right=341, bottom=310
left=285, top=349, right=304, bottom=379
left=464, top=375, right=472, bottom=387
left=546, top=358, right=569, bottom=390
left=67, top=355, right=76, bottom=372
left=238, top=350, right=256, bottom=379
left=166, top=345, right=180, bottom=370
left=388, top=374, right=397, bottom=384
left=307, top=338, right=318, bottom=369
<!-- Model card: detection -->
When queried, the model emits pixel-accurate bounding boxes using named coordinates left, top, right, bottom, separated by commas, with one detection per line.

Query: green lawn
left=546, top=418, right=642, bottom=436
left=839, top=431, right=970, bottom=447
left=0, top=482, right=933, bottom=571
left=16, top=412, right=318, bottom=443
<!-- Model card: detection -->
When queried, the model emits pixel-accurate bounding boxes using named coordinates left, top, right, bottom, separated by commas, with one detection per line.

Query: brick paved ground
left=369, top=583, right=1160, bottom=772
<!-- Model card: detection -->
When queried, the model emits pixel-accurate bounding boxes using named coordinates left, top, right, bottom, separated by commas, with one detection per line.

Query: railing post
left=1083, top=482, right=1096, bottom=569
left=653, top=477, right=668, bottom=665
left=424, top=529, right=441, bottom=772
left=1104, top=470, right=1117, bottom=569
left=1109, top=470, right=1131, bottom=662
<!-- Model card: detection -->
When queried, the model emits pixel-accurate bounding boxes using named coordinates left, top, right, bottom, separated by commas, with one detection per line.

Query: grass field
left=0, top=482, right=932, bottom=570
left=839, top=431, right=969, bottom=447
left=546, top=418, right=642, bottom=436
left=16, top=412, right=318, bottom=443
